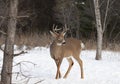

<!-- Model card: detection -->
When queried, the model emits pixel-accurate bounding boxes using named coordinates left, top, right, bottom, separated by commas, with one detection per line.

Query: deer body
left=50, top=38, right=82, bottom=59
left=50, top=25, right=84, bottom=79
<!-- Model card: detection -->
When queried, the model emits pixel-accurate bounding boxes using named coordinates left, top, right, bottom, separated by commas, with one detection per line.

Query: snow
left=0, top=46, right=120, bottom=84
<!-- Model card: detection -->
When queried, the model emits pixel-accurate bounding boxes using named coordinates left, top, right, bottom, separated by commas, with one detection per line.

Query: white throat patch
left=57, top=43, right=62, bottom=46
left=81, top=42, right=85, bottom=49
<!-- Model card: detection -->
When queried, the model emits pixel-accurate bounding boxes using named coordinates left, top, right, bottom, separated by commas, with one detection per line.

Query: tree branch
left=0, top=15, right=29, bottom=19
left=14, top=51, right=27, bottom=57
left=17, top=16, right=29, bottom=18
left=0, top=16, right=6, bottom=19
left=0, top=46, right=27, bottom=57
left=102, top=0, right=110, bottom=33
left=0, top=30, right=7, bottom=35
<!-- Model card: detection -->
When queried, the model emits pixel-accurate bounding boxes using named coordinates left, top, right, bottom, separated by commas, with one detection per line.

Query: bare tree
left=1, top=0, right=18, bottom=83
left=93, top=0, right=112, bottom=60
left=93, top=0, right=103, bottom=60
left=54, top=0, right=80, bottom=38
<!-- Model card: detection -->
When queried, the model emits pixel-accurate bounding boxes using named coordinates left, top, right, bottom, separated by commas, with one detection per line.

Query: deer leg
left=63, top=58, right=74, bottom=78
left=74, top=56, right=84, bottom=79
left=58, top=70, right=62, bottom=78
left=55, top=59, right=62, bottom=79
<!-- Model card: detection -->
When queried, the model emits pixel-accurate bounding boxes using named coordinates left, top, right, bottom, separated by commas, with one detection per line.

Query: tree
left=1, top=0, right=18, bottom=83
left=53, top=0, right=80, bottom=38
left=93, top=0, right=103, bottom=60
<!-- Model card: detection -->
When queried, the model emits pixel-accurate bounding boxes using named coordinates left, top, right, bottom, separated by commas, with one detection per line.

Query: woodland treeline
left=0, top=0, right=120, bottom=44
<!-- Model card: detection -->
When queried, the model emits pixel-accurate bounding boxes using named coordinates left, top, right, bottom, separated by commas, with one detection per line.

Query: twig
left=0, top=46, right=27, bottom=57
left=13, top=61, right=36, bottom=67
left=17, top=16, right=29, bottom=18
left=0, top=16, right=6, bottom=19
left=0, top=30, right=7, bottom=35
left=25, top=78, right=31, bottom=84
left=13, top=61, right=37, bottom=81
left=102, top=0, right=110, bottom=33
left=14, top=51, right=27, bottom=57
left=0, top=15, right=29, bottom=19
left=34, top=79, right=45, bottom=84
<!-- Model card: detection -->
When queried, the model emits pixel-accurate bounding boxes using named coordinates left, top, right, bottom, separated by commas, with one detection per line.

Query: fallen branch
left=13, top=61, right=36, bottom=67
left=34, top=79, right=45, bottom=84
left=13, top=61, right=36, bottom=81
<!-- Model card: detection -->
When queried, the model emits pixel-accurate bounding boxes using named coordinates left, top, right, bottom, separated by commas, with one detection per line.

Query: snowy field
left=0, top=46, right=120, bottom=84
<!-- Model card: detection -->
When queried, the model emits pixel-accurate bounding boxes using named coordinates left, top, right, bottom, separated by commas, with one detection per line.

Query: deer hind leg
left=55, top=59, right=62, bottom=79
left=63, top=57, right=74, bottom=78
left=74, top=56, right=84, bottom=79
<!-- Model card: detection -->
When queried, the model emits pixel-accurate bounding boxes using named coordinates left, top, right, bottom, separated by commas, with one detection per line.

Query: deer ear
left=62, top=31, right=66, bottom=36
left=50, top=31, right=58, bottom=38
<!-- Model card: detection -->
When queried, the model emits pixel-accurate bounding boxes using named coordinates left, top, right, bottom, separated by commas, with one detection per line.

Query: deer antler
left=62, top=24, right=69, bottom=33
left=52, top=24, right=62, bottom=33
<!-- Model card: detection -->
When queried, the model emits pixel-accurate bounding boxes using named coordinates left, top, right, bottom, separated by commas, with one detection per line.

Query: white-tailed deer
left=50, top=25, right=84, bottom=79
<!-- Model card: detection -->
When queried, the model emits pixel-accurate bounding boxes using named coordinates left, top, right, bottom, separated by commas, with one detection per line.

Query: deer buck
left=50, top=25, right=84, bottom=79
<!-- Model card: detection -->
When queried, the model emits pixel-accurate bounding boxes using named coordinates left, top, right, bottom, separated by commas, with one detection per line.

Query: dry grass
left=0, top=34, right=120, bottom=51
left=84, top=39, right=97, bottom=50
left=14, top=33, right=51, bottom=47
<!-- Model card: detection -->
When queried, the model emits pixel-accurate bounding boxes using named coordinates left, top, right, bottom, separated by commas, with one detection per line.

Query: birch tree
left=93, top=0, right=111, bottom=60
left=93, top=0, right=103, bottom=60
left=1, top=0, right=18, bottom=83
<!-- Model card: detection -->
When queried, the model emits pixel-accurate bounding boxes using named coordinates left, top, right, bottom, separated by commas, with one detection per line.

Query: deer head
left=50, top=24, right=68, bottom=46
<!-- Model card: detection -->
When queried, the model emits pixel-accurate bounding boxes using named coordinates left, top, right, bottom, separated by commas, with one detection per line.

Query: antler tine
left=63, top=24, right=69, bottom=33
left=65, top=24, right=69, bottom=31
left=52, top=24, right=62, bottom=33
left=52, top=24, right=55, bottom=29
left=52, top=24, right=55, bottom=32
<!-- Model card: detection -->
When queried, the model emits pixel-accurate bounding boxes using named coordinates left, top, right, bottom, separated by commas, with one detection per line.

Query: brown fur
left=50, top=31, right=84, bottom=79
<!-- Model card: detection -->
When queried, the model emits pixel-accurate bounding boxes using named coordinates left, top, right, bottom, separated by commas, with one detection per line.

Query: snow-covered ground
left=0, top=46, right=120, bottom=84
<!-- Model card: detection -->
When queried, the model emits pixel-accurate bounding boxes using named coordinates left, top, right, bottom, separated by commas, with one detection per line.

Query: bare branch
left=102, top=0, right=110, bottom=33
left=13, top=61, right=36, bottom=67
left=17, top=15, right=29, bottom=18
left=13, top=61, right=36, bottom=80
left=99, top=0, right=106, bottom=8
left=0, top=46, right=27, bottom=57
left=0, top=30, right=7, bottom=35
left=114, top=31, right=120, bottom=40
left=34, top=79, right=45, bottom=84
left=0, top=16, right=6, bottom=19
left=14, top=51, right=27, bottom=57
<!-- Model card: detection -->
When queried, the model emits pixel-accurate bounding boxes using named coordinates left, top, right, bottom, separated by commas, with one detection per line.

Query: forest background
left=0, top=0, right=120, bottom=50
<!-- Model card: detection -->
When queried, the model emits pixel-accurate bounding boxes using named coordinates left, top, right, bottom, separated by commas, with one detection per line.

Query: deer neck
left=51, top=41, right=63, bottom=50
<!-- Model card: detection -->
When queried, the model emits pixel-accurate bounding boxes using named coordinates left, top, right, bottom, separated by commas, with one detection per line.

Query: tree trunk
left=1, top=0, right=18, bottom=84
left=96, top=29, right=103, bottom=60
left=93, top=0, right=103, bottom=60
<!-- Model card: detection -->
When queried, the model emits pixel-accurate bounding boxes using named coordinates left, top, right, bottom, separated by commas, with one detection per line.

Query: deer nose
left=62, top=40, right=66, bottom=45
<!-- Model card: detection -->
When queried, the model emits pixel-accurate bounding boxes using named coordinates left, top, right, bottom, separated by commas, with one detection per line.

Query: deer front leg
left=55, top=59, right=62, bottom=79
